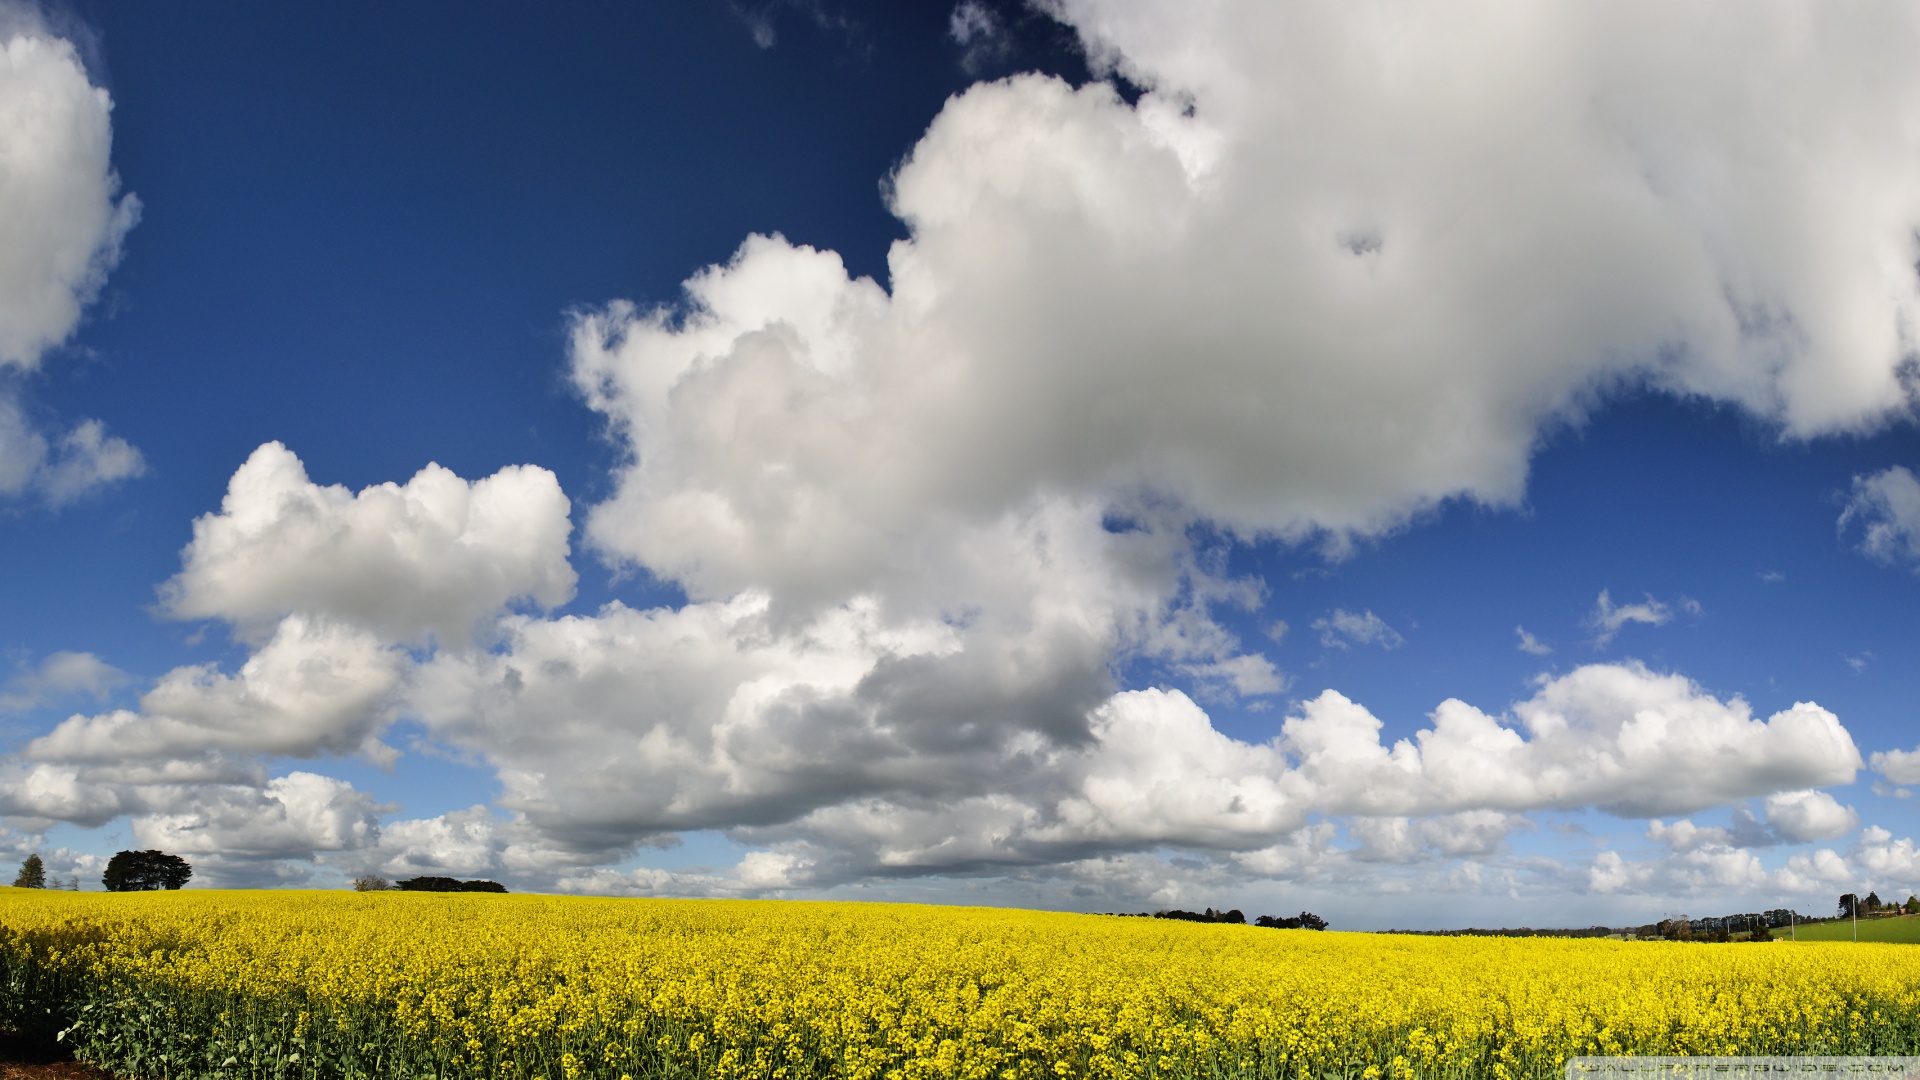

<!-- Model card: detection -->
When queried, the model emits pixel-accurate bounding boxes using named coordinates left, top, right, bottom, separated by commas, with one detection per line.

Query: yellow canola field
left=2, top=890, right=1919, bottom=1080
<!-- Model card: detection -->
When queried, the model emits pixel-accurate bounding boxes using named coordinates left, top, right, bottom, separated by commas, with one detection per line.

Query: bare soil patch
left=0, top=1033, right=112, bottom=1079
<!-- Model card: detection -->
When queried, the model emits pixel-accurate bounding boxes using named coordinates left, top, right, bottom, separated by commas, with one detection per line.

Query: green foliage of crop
left=9, top=890, right=1920, bottom=1079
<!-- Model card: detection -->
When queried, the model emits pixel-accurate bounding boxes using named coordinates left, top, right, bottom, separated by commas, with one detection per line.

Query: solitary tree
left=351, top=875, right=390, bottom=892
left=101, top=850, right=192, bottom=892
left=1839, top=893, right=1859, bottom=918
left=11, top=854, right=45, bottom=889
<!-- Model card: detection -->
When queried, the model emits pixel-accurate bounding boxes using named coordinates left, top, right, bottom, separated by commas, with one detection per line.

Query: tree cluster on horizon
left=101, top=850, right=192, bottom=892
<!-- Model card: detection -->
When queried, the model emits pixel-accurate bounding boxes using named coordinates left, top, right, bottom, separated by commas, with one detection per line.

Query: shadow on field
left=0, top=1032, right=111, bottom=1079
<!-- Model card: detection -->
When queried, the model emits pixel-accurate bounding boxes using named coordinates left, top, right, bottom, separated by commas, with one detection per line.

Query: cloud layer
left=10, top=0, right=1920, bottom=905
left=0, top=23, right=142, bottom=504
left=0, top=29, right=137, bottom=370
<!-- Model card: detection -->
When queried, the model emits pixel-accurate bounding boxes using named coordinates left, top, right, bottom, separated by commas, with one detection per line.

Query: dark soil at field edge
left=0, top=1032, right=112, bottom=1078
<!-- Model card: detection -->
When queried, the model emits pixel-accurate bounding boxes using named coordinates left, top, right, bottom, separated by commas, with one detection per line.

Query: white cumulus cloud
left=0, top=23, right=143, bottom=507
left=135, top=772, right=390, bottom=885
left=537, top=0, right=1917, bottom=894
left=1763, top=789, right=1859, bottom=844
left=29, top=615, right=404, bottom=766
left=401, top=630, right=1859, bottom=885
left=0, top=404, right=144, bottom=505
left=160, top=442, right=576, bottom=646
left=1587, top=846, right=1769, bottom=897
left=0, top=26, right=138, bottom=369
left=1853, top=826, right=1920, bottom=889
left=20, top=0, right=1920, bottom=902
left=1873, top=746, right=1920, bottom=785
left=1283, top=663, right=1857, bottom=820
left=0, top=650, right=125, bottom=714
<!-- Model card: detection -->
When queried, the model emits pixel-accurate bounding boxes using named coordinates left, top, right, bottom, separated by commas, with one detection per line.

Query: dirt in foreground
left=0, top=1033, right=111, bottom=1079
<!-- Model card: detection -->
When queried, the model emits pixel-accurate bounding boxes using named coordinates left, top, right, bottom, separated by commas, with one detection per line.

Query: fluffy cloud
left=1776, top=847, right=1856, bottom=895
left=24, top=0, right=1920, bottom=904
left=1763, top=790, right=1859, bottom=843
left=0, top=650, right=125, bottom=714
left=0, top=26, right=138, bottom=369
left=1587, top=846, right=1768, bottom=897
left=367, top=806, right=508, bottom=878
left=1596, top=800, right=1881, bottom=901
left=0, top=24, right=142, bottom=507
left=0, top=615, right=413, bottom=855
left=1058, top=0, right=1920, bottom=435
left=0, top=443, right=580, bottom=855
left=1284, top=664, right=1857, bottom=820
left=161, top=443, right=576, bottom=646
left=537, top=0, right=1912, bottom=894
left=135, top=772, right=390, bottom=886
left=578, top=3, right=1920, bottom=613
left=405, top=628, right=1859, bottom=886
left=1349, top=811, right=1523, bottom=864
left=29, top=616, right=404, bottom=766
left=1646, top=791, right=1857, bottom=853
left=0, top=404, right=145, bottom=505
left=1840, top=466, right=1920, bottom=572
left=1853, top=826, right=1920, bottom=888
left=1872, top=746, right=1920, bottom=785
left=1646, top=818, right=1736, bottom=854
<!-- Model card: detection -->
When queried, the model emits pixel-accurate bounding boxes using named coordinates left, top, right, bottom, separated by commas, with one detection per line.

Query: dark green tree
left=395, top=876, right=463, bottom=892
left=11, top=854, right=45, bottom=889
left=101, top=850, right=192, bottom=892
left=394, top=876, right=507, bottom=893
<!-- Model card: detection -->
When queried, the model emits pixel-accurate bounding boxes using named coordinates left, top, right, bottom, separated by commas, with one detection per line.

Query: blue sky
left=3, top=0, right=1920, bottom=928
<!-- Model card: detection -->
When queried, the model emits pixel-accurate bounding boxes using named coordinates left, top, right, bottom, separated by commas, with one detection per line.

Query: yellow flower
left=1, top=889, right=1916, bottom=1079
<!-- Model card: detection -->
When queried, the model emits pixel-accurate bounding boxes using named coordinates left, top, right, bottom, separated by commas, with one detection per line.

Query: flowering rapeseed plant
left=1, top=889, right=1918, bottom=1079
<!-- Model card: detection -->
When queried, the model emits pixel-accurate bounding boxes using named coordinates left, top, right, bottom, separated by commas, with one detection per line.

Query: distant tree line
left=1254, top=912, right=1329, bottom=930
left=1651, top=913, right=1778, bottom=943
left=353, top=875, right=507, bottom=893
left=10, top=852, right=172, bottom=892
left=15, top=856, right=509, bottom=894
left=1385, top=925, right=1624, bottom=938
left=1158, top=907, right=1245, bottom=924
left=1838, top=892, right=1919, bottom=918
left=1100, top=907, right=1328, bottom=930
left=1384, top=909, right=1814, bottom=941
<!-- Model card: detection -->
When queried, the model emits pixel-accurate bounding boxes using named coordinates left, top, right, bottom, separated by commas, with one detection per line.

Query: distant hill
left=1789, top=914, right=1920, bottom=943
